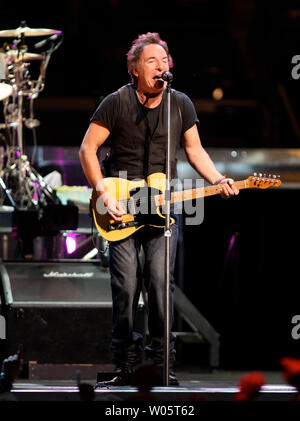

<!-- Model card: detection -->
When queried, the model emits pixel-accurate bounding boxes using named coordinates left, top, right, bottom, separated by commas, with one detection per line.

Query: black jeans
left=108, top=222, right=178, bottom=368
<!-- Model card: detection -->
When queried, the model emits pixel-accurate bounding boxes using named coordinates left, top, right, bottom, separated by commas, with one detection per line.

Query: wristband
left=213, top=176, right=226, bottom=185
left=95, top=179, right=106, bottom=193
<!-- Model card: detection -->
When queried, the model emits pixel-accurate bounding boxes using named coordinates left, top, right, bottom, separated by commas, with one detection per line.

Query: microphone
left=161, top=71, right=173, bottom=83
left=34, top=34, right=61, bottom=49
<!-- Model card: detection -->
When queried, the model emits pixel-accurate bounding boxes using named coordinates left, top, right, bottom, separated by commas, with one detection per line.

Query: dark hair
left=127, top=32, right=173, bottom=83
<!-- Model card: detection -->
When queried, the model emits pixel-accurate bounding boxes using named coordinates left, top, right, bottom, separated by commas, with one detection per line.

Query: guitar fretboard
left=155, top=179, right=248, bottom=206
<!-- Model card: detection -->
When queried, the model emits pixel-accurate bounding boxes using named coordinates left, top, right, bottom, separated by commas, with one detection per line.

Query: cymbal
left=0, top=26, right=62, bottom=38
left=0, top=82, right=13, bottom=101
left=6, top=50, right=42, bottom=62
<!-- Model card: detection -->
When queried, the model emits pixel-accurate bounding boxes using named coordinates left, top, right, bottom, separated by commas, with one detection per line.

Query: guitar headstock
left=247, top=173, right=281, bottom=189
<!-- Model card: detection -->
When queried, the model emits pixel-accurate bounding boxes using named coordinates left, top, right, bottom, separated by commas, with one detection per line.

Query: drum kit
left=0, top=21, right=63, bottom=209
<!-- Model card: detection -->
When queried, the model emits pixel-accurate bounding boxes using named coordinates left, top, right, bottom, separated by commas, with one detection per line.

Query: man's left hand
left=219, top=178, right=239, bottom=199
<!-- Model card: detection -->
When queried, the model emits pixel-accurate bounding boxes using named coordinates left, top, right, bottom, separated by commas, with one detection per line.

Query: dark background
left=1, top=0, right=300, bottom=370
left=2, top=0, right=300, bottom=149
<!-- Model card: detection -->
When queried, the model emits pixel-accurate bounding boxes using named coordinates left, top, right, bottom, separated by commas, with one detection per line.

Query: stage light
left=65, top=233, right=77, bottom=254
left=212, top=87, right=224, bottom=101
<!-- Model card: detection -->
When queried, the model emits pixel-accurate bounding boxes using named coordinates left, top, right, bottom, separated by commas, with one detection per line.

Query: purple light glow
left=32, top=191, right=38, bottom=202
left=65, top=234, right=77, bottom=254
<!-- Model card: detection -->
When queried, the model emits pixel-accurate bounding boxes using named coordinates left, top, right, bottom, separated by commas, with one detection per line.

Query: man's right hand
left=96, top=191, right=126, bottom=222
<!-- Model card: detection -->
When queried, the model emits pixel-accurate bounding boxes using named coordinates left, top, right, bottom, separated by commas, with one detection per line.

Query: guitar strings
left=99, top=177, right=279, bottom=217
left=118, top=194, right=159, bottom=215
left=116, top=183, right=213, bottom=214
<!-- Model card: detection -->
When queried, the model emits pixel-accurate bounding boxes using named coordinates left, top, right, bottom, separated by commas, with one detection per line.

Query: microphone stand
left=163, top=77, right=172, bottom=387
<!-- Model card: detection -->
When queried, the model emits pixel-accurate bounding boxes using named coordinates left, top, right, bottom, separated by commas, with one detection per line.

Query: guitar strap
left=140, top=108, right=152, bottom=179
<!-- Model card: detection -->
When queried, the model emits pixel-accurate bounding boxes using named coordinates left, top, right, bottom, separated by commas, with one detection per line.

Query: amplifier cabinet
left=0, top=260, right=145, bottom=364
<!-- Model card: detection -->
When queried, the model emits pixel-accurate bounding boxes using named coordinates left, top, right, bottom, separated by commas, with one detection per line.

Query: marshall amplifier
left=0, top=260, right=145, bottom=366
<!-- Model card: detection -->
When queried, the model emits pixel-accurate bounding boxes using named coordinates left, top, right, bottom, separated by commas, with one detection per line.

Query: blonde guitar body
left=91, top=173, right=175, bottom=242
left=91, top=172, right=281, bottom=242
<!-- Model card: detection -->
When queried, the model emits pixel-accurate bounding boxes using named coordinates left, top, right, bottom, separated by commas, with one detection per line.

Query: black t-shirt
left=141, top=103, right=160, bottom=138
left=91, top=88, right=199, bottom=138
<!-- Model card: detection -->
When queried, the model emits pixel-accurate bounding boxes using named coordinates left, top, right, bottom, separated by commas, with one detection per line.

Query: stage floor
left=7, top=368, right=297, bottom=402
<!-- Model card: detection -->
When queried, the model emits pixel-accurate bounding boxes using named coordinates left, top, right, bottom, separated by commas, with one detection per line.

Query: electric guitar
left=91, top=172, right=281, bottom=242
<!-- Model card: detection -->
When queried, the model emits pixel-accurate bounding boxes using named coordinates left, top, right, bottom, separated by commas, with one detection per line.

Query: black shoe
left=160, top=369, right=180, bottom=386
left=95, top=369, right=133, bottom=389
left=154, top=366, right=180, bottom=386
left=131, top=362, right=180, bottom=388
left=169, top=370, right=179, bottom=386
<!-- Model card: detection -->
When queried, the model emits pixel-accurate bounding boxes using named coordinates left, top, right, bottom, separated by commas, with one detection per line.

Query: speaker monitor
left=0, top=260, right=145, bottom=364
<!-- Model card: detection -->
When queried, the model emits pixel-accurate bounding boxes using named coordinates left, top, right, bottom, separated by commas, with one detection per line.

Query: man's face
left=133, top=43, right=170, bottom=93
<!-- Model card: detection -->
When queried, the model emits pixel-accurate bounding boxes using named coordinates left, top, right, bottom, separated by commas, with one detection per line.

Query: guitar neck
left=156, top=179, right=248, bottom=206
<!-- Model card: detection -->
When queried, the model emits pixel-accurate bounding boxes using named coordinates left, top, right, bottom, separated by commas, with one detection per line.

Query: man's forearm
left=186, top=148, right=224, bottom=185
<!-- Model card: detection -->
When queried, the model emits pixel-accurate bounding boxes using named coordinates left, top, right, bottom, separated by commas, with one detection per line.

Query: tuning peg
left=273, top=175, right=277, bottom=179
left=253, top=172, right=257, bottom=176
left=259, top=173, right=262, bottom=177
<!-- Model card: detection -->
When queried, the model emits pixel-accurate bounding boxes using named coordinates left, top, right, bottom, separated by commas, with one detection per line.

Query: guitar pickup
left=108, top=220, right=139, bottom=231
